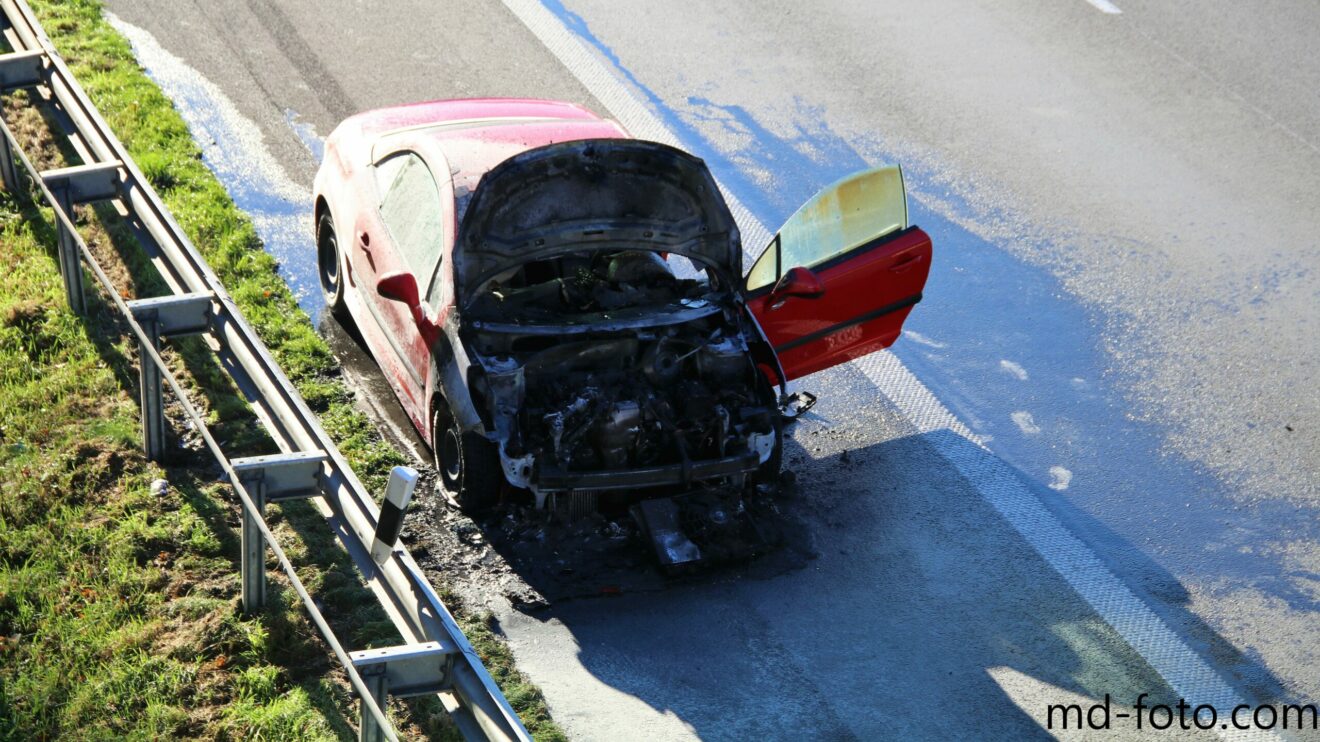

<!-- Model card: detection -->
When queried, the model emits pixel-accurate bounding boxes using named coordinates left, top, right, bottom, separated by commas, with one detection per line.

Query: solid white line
left=497, top=0, right=1273, bottom=737
left=1085, top=0, right=1123, bottom=14
left=853, top=355, right=1270, bottom=741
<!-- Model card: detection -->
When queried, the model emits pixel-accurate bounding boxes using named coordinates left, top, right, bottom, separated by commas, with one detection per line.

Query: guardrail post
left=358, top=667, right=389, bottom=742
left=0, top=50, right=46, bottom=93
left=348, top=639, right=451, bottom=734
left=239, top=475, right=268, bottom=613
left=135, top=314, right=167, bottom=461
left=0, top=133, right=18, bottom=192
left=227, top=451, right=326, bottom=615
left=49, top=183, right=86, bottom=315
left=126, top=293, right=215, bottom=462
left=349, top=641, right=449, bottom=741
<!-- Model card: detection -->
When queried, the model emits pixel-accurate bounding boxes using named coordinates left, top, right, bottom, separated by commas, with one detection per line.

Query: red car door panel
left=349, top=152, right=442, bottom=427
left=745, top=166, right=932, bottom=382
left=353, top=211, right=427, bottom=412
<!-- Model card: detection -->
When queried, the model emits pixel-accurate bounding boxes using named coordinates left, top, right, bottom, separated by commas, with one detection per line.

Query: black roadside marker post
left=373, top=466, right=418, bottom=564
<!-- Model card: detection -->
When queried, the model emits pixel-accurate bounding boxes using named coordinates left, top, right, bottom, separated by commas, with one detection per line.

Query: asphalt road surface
left=103, top=0, right=1319, bottom=738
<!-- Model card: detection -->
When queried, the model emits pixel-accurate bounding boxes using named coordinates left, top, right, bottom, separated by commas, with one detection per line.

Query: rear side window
left=378, top=153, right=444, bottom=278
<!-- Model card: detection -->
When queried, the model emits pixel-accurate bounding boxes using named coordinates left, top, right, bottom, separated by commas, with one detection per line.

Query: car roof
left=414, top=118, right=630, bottom=206
left=357, top=99, right=630, bottom=212
left=366, top=114, right=628, bottom=233
left=345, top=97, right=598, bottom=135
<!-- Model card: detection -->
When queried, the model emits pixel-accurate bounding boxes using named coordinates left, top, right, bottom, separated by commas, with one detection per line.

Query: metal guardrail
left=0, top=2, right=529, bottom=740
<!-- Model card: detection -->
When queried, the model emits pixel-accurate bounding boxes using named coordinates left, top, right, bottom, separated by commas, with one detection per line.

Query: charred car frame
left=313, top=99, right=932, bottom=565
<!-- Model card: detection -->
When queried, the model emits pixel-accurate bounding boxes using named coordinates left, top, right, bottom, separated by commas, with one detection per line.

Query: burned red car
left=313, top=99, right=930, bottom=560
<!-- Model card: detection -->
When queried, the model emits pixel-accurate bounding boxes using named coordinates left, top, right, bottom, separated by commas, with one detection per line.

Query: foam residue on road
left=999, top=359, right=1029, bottom=381
left=903, top=329, right=947, bottom=348
left=1047, top=466, right=1073, bottom=491
left=284, top=109, right=325, bottom=164
left=107, top=14, right=322, bottom=318
left=1011, top=411, right=1041, bottom=435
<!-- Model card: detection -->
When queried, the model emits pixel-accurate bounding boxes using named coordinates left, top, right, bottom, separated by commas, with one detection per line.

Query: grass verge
left=0, top=1, right=563, bottom=739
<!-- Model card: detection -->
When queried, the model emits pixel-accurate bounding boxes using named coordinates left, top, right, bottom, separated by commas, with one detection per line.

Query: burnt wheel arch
left=432, top=402, right=501, bottom=513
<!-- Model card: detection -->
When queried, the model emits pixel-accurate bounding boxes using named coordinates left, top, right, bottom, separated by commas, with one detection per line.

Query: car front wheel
left=317, top=211, right=349, bottom=320
left=434, top=407, right=502, bottom=514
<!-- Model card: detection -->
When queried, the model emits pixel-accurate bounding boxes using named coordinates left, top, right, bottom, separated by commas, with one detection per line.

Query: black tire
left=433, top=407, right=502, bottom=513
left=317, top=211, right=349, bottom=320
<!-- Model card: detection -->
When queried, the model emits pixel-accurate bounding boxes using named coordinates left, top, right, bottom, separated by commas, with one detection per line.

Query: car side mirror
left=769, top=266, right=825, bottom=304
left=376, top=271, right=420, bottom=306
left=376, top=271, right=441, bottom=345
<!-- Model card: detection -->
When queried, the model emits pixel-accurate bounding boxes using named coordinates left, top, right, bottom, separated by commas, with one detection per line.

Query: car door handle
left=358, top=231, right=374, bottom=267
left=889, top=253, right=923, bottom=273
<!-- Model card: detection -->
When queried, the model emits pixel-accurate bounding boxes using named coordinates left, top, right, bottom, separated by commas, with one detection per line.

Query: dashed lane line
left=1085, top=0, right=1123, bottom=15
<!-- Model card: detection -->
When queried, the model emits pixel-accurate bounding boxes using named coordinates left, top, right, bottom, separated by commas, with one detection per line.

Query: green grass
left=0, top=1, right=564, bottom=739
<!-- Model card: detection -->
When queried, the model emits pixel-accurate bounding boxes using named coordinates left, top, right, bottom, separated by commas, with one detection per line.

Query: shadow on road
left=489, top=370, right=1294, bottom=740
left=315, top=304, right=1292, bottom=740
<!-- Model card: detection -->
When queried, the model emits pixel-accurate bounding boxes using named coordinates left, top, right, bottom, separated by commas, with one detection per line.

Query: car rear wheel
left=317, top=211, right=349, bottom=320
left=434, top=407, right=502, bottom=514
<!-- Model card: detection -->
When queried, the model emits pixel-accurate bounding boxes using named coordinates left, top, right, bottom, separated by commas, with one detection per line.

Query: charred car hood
left=455, top=139, right=741, bottom=304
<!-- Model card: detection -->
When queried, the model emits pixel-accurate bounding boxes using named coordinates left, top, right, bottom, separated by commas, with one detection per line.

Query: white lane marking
left=494, top=0, right=772, bottom=249
left=498, top=0, right=1274, bottom=735
left=1085, top=0, right=1123, bottom=14
left=853, top=354, right=1270, bottom=740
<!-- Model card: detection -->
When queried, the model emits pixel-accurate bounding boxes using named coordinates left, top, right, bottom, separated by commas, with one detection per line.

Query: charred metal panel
left=455, top=139, right=741, bottom=301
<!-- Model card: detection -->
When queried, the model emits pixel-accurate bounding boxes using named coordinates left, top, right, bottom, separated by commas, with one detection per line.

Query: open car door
left=745, top=165, right=932, bottom=381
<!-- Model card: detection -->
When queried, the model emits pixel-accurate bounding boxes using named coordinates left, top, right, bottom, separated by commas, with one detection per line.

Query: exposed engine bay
left=462, top=249, right=782, bottom=564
